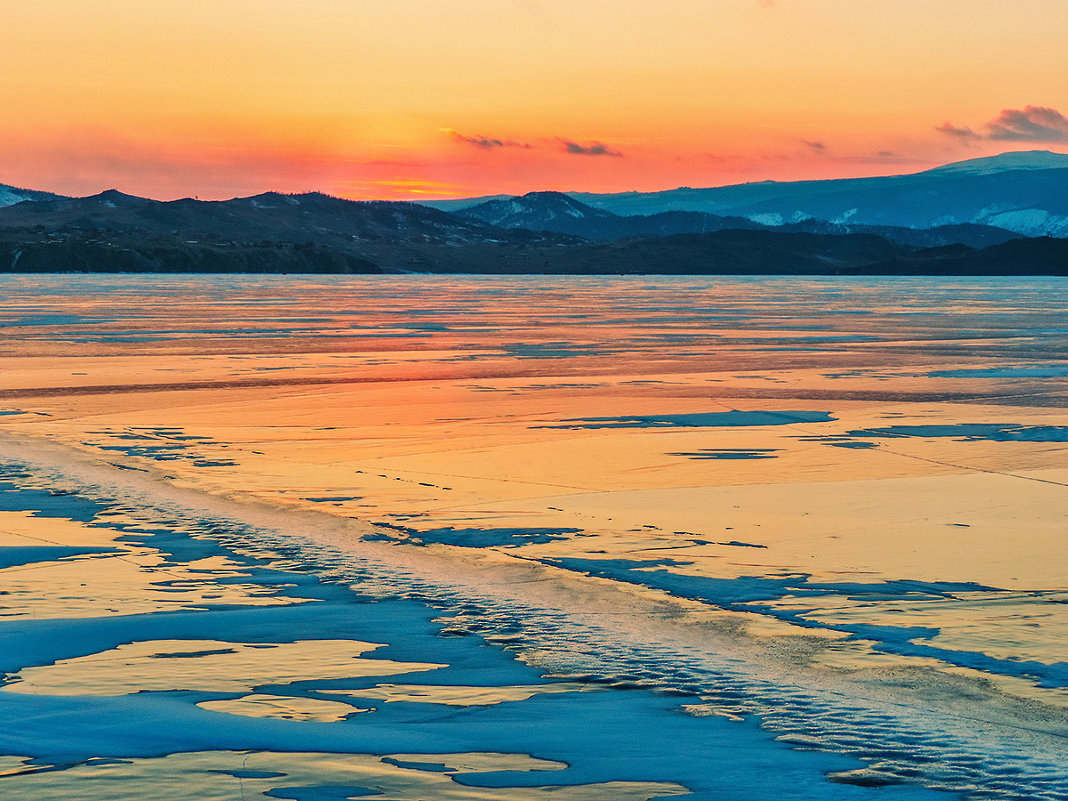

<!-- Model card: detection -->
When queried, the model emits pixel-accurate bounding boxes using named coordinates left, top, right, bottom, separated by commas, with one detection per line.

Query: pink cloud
left=937, top=106, right=1068, bottom=144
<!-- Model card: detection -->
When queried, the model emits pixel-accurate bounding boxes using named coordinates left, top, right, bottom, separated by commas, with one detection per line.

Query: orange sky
left=3, top=0, right=1068, bottom=200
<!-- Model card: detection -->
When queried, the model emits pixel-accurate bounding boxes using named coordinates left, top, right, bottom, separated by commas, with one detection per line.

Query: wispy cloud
left=801, top=139, right=826, bottom=153
left=935, top=121, right=981, bottom=142
left=558, top=139, right=623, bottom=157
left=936, top=106, right=1068, bottom=144
left=441, top=128, right=531, bottom=149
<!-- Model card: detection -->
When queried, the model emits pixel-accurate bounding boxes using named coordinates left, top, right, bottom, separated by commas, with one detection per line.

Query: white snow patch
left=928, top=150, right=1068, bottom=176
left=748, top=213, right=783, bottom=226
left=977, top=208, right=1062, bottom=236
left=0, top=189, right=32, bottom=207
left=930, top=215, right=962, bottom=227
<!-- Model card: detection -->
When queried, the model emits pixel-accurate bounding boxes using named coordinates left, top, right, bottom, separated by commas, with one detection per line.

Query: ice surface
left=543, top=411, right=835, bottom=429
left=0, top=478, right=954, bottom=800
left=0, top=274, right=1065, bottom=799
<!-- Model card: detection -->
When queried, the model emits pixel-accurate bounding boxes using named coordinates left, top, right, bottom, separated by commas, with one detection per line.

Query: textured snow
left=0, top=188, right=32, bottom=208
left=747, top=213, right=784, bottom=226
left=927, top=149, right=1068, bottom=176
left=978, top=208, right=1068, bottom=236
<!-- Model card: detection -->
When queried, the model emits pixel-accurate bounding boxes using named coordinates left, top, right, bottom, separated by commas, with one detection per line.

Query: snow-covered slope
left=0, top=184, right=64, bottom=207
left=568, top=151, right=1068, bottom=236
left=924, top=150, right=1068, bottom=176
left=461, top=191, right=619, bottom=231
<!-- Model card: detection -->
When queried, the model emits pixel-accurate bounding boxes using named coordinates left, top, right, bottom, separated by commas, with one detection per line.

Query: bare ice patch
left=540, top=410, right=835, bottom=429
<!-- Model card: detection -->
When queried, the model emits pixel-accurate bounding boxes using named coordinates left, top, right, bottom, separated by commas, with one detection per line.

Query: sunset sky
left=3, top=0, right=1068, bottom=201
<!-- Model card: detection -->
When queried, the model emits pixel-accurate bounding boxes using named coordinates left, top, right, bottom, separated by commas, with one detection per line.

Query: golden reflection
left=4, top=640, right=444, bottom=696
left=197, top=694, right=367, bottom=722
left=0, top=511, right=295, bottom=619
left=320, top=682, right=592, bottom=707
left=1, top=276, right=1065, bottom=710
left=0, top=750, right=687, bottom=800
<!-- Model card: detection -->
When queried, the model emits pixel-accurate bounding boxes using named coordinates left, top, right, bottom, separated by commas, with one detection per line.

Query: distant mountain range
left=458, top=190, right=1022, bottom=249
left=1, top=150, right=1066, bottom=275
left=434, top=150, right=1068, bottom=238
left=0, top=189, right=573, bottom=274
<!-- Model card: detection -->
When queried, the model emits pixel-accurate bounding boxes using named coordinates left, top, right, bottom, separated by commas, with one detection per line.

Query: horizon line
left=5, top=148, right=1067, bottom=206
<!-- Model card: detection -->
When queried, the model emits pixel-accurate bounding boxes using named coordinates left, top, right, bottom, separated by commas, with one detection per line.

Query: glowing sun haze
left=3, top=0, right=1067, bottom=200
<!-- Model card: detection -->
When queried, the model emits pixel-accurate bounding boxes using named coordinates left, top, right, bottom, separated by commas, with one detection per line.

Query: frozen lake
left=0, top=274, right=1065, bottom=800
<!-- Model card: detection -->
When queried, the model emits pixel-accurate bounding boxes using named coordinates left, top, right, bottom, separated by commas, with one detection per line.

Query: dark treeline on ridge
left=2, top=152, right=1067, bottom=276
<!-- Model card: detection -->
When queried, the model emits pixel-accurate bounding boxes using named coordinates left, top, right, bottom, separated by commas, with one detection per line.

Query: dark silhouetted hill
left=0, top=184, right=1064, bottom=275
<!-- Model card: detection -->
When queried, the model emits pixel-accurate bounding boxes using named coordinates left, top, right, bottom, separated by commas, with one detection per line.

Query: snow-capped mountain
left=0, top=184, right=1063, bottom=276
left=460, top=191, right=620, bottom=234
left=554, top=151, right=1068, bottom=237
left=458, top=189, right=1020, bottom=248
left=2, top=149, right=1066, bottom=275
left=0, top=184, right=63, bottom=207
left=924, top=150, right=1068, bottom=176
